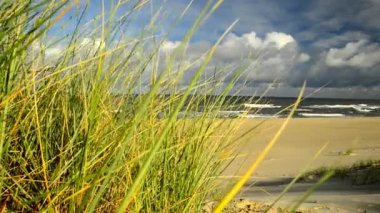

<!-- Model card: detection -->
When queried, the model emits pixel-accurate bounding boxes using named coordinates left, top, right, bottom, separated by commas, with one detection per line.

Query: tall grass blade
left=213, top=82, right=306, bottom=213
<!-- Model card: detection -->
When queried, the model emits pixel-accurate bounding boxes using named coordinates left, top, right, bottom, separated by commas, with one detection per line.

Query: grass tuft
left=299, top=160, right=380, bottom=185
left=0, top=1, right=245, bottom=211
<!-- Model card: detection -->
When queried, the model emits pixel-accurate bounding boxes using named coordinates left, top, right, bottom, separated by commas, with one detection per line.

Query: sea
left=178, top=96, right=380, bottom=118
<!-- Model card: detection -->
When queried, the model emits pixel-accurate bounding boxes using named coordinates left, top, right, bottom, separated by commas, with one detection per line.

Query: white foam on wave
left=243, top=103, right=281, bottom=109
left=300, top=113, right=345, bottom=117
left=296, top=108, right=313, bottom=112
left=219, top=110, right=248, bottom=114
left=238, top=114, right=280, bottom=119
left=306, top=104, right=380, bottom=113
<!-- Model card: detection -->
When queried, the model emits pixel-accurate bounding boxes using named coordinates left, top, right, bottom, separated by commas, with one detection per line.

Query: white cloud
left=30, top=37, right=107, bottom=66
left=30, top=41, right=63, bottom=66
left=80, top=38, right=103, bottom=49
left=221, top=32, right=262, bottom=50
left=298, top=53, right=311, bottom=63
left=216, top=31, right=295, bottom=52
left=161, top=40, right=181, bottom=52
left=263, top=32, right=295, bottom=49
left=325, top=40, right=380, bottom=68
left=215, top=31, right=308, bottom=82
left=161, top=31, right=309, bottom=84
left=304, top=39, right=380, bottom=89
left=314, top=31, right=369, bottom=48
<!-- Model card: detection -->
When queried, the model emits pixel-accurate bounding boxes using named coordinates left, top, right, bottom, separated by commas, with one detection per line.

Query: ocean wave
left=299, top=113, right=345, bottom=117
left=218, top=111, right=247, bottom=118
left=243, top=103, right=281, bottom=109
left=296, top=108, right=313, bottom=112
left=218, top=110, right=248, bottom=114
left=238, top=114, right=280, bottom=118
left=305, top=104, right=380, bottom=113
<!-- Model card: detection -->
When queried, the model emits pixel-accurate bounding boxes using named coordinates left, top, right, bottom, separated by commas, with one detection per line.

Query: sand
left=225, top=117, right=380, bottom=178
left=222, top=117, right=380, bottom=212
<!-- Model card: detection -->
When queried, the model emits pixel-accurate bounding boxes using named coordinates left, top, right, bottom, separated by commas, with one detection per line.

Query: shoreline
left=237, top=115, right=380, bottom=119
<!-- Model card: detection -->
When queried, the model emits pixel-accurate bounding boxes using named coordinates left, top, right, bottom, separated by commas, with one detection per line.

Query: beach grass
left=0, top=1, right=344, bottom=212
left=299, top=160, right=380, bottom=185
left=0, top=0, right=250, bottom=211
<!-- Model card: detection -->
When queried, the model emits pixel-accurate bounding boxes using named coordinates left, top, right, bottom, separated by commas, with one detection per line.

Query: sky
left=55, top=0, right=380, bottom=99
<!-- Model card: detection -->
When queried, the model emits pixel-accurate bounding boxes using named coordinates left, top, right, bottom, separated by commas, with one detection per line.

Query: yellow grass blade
left=213, top=82, right=306, bottom=213
left=265, top=142, right=329, bottom=212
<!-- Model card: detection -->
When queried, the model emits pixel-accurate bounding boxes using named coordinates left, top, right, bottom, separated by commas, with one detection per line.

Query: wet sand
left=222, top=117, right=380, bottom=212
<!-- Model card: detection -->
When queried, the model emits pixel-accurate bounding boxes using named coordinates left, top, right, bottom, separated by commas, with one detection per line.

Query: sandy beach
left=226, top=117, right=380, bottom=178
left=222, top=117, right=380, bottom=212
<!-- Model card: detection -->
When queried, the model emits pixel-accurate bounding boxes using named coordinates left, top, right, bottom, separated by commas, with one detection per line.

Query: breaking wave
left=300, top=113, right=346, bottom=117
left=305, top=104, right=380, bottom=113
left=243, top=103, right=281, bottom=109
left=238, top=114, right=280, bottom=118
